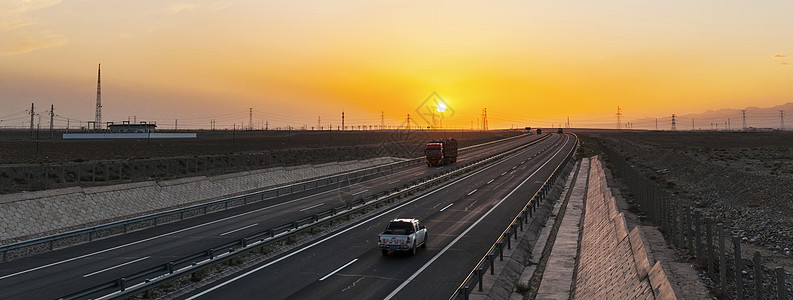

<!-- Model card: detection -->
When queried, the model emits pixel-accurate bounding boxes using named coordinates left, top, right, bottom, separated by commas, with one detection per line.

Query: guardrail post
left=489, top=254, right=495, bottom=275
left=506, top=231, right=512, bottom=249
left=168, top=262, right=175, bottom=274
left=776, top=267, right=787, bottom=300
left=719, top=224, right=727, bottom=291
left=88, top=230, right=93, bottom=241
left=694, top=211, right=703, bottom=258
left=461, top=286, right=469, bottom=300
left=50, top=240, right=54, bottom=250
left=519, top=216, right=524, bottom=231
left=499, top=242, right=504, bottom=260
left=118, top=277, right=126, bottom=291
left=208, top=248, right=215, bottom=260
left=477, top=269, right=483, bottom=291
left=753, top=251, right=762, bottom=300
left=707, top=218, right=715, bottom=281
left=734, top=236, right=745, bottom=300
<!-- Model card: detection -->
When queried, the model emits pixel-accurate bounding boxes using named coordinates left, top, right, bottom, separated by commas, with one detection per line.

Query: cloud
left=773, top=54, right=787, bottom=58
left=782, top=62, right=790, bottom=65
left=156, top=1, right=231, bottom=15
left=0, top=31, right=68, bottom=56
left=0, top=0, right=66, bottom=56
left=166, top=3, right=197, bottom=15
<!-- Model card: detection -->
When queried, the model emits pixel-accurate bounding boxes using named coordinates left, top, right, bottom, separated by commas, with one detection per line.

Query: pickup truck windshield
left=384, top=222, right=414, bottom=234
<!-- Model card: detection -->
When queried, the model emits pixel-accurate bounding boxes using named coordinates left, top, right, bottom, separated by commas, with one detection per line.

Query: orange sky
left=1, top=1, right=792, bottom=129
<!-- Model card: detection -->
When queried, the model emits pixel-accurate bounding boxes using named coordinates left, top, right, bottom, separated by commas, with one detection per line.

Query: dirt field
left=578, top=129, right=793, bottom=296
left=0, top=129, right=525, bottom=194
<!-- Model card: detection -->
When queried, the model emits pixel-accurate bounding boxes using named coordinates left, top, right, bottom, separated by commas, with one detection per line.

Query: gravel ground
left=580, top=130, right=793, bottom=298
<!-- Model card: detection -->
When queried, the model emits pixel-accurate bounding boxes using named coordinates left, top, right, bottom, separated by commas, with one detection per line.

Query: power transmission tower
left=49, top=104, right=54, bottom=138
left=481, top=108, right=488, bottom=130
left=95, top=64, right=102, bottom=130
left=342, top=111, right=345, bottom=131
left=780, top=110, right=785, bottom=130
left=380, top=111, right=384, bottom=130
left=406, top=114, right=410, bottom=130
left=249, top=108, right=253, bottom=130
left=655, top=118, right=658, bottom=130
left=318, top=116, right=321, bottom=130
left=742, top=110, right=747, bottom=130
left=671, top=114, right=676, bottom=131
left=616, top=106, right=622, bottom=130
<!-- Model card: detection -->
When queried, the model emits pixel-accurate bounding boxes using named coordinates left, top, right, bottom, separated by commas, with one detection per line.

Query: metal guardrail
left=450, top=133, right=578, bottom=300
left=1, top=133, right=533, bottom=261
left=58, top=134, right=552, bottom=300
left=0, top=159, right=421, bottom=261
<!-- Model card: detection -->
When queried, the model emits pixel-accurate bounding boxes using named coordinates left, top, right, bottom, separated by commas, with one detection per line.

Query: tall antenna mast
left=616, top=106, right=622, bottom=130
left=95, top=64, right=102, bottom=130
left=671, top=114, right=676, bottom=131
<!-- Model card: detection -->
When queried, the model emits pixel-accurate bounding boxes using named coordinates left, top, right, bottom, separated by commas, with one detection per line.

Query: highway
left=178, top=133, right=575, bottom=300
left=0, top=133, right=557, bottom=299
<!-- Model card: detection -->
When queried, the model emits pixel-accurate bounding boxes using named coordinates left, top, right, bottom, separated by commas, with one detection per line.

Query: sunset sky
left=1, top=0, right=792, bottom=130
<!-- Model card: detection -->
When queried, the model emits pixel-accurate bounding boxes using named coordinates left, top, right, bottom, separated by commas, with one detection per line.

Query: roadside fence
left=599, top=141, right=790, bottom=300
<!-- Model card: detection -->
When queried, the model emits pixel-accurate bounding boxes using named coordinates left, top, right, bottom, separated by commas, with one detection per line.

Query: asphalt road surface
left=178, top=133, right=575, bottom=300
left=0, top=133, right=557, bottom=299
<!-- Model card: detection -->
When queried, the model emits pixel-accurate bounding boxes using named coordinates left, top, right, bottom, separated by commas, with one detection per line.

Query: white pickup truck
left=378, top=218, right=427, bottom=256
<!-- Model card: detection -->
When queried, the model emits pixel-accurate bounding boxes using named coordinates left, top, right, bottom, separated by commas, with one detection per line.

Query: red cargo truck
left=425, top=138, right=458, bottom=166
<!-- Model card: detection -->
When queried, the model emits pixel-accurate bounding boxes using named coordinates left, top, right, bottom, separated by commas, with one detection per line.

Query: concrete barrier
left=574, top=156, right=676, bottom=299
left=0, top=157, right=401, bottom=243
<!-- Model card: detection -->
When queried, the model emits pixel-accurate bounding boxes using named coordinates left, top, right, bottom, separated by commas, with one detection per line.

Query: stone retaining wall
left=575, top=157, right=676, bottom=300
left=0, top=157, right=402, bottom=244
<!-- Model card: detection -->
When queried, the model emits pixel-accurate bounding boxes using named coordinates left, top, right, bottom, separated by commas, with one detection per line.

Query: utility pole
left=671, top=114, right=676, bottom=131
left=742, top=110, right=747, bottom=130
left=49, top=104, right=54, bottom=138
left=175, top=119, right=178, bottom=131
left=342, top=111, right=345, bottom=131
left=29, top=103, right=35, bottom=139
left=381, top=111, right=384, bottom=130
left=406, top=114, right=411, bottom=130
left=317, top=116, right=321, bottom=130
left=655, top=118, right=658, bottom=131
left=249, top=108, right=253, bottom=130
left=616, top=106, right=622, bottom=130
left=728, top=118, right=730, bottom=131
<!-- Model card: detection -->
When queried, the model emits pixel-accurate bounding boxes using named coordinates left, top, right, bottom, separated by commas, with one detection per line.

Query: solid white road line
left=384, top=135, right=570, bottom=300
left=387, top=180, right=401, bottom=185
left=486, top=179, right=494, bottom=185
left=439, top=203, right=454, bottom=212
left=351, top=189, right=369, bottom=196
left=467, top=189, right=478, bottom=196
left=83, top=256, right=150, bottom=278
left=501, top=172, right=507, bottom=176
left=185, top=139, right=547, bottom=300
left=319, top=259, right=358, bottom=281
left=220, top=224, right=259, bottom=236
left=299, top=203, right=325, bottom=212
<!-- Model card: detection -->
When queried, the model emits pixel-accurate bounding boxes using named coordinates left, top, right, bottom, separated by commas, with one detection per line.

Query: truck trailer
left=425, top=138, right=458, bottom=166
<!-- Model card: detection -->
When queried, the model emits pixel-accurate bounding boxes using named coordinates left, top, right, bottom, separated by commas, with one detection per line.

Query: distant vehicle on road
left=557, top=128, right=563, bottom=134
left=536, top=128, right=542, bottom=135
left=425, top=138, right=458, bottom=166
left=378, top=218, right=427, bottom=256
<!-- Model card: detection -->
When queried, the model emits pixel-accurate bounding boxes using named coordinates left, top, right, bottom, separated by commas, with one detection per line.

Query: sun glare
left=436, top=103, right=447, bottom=113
